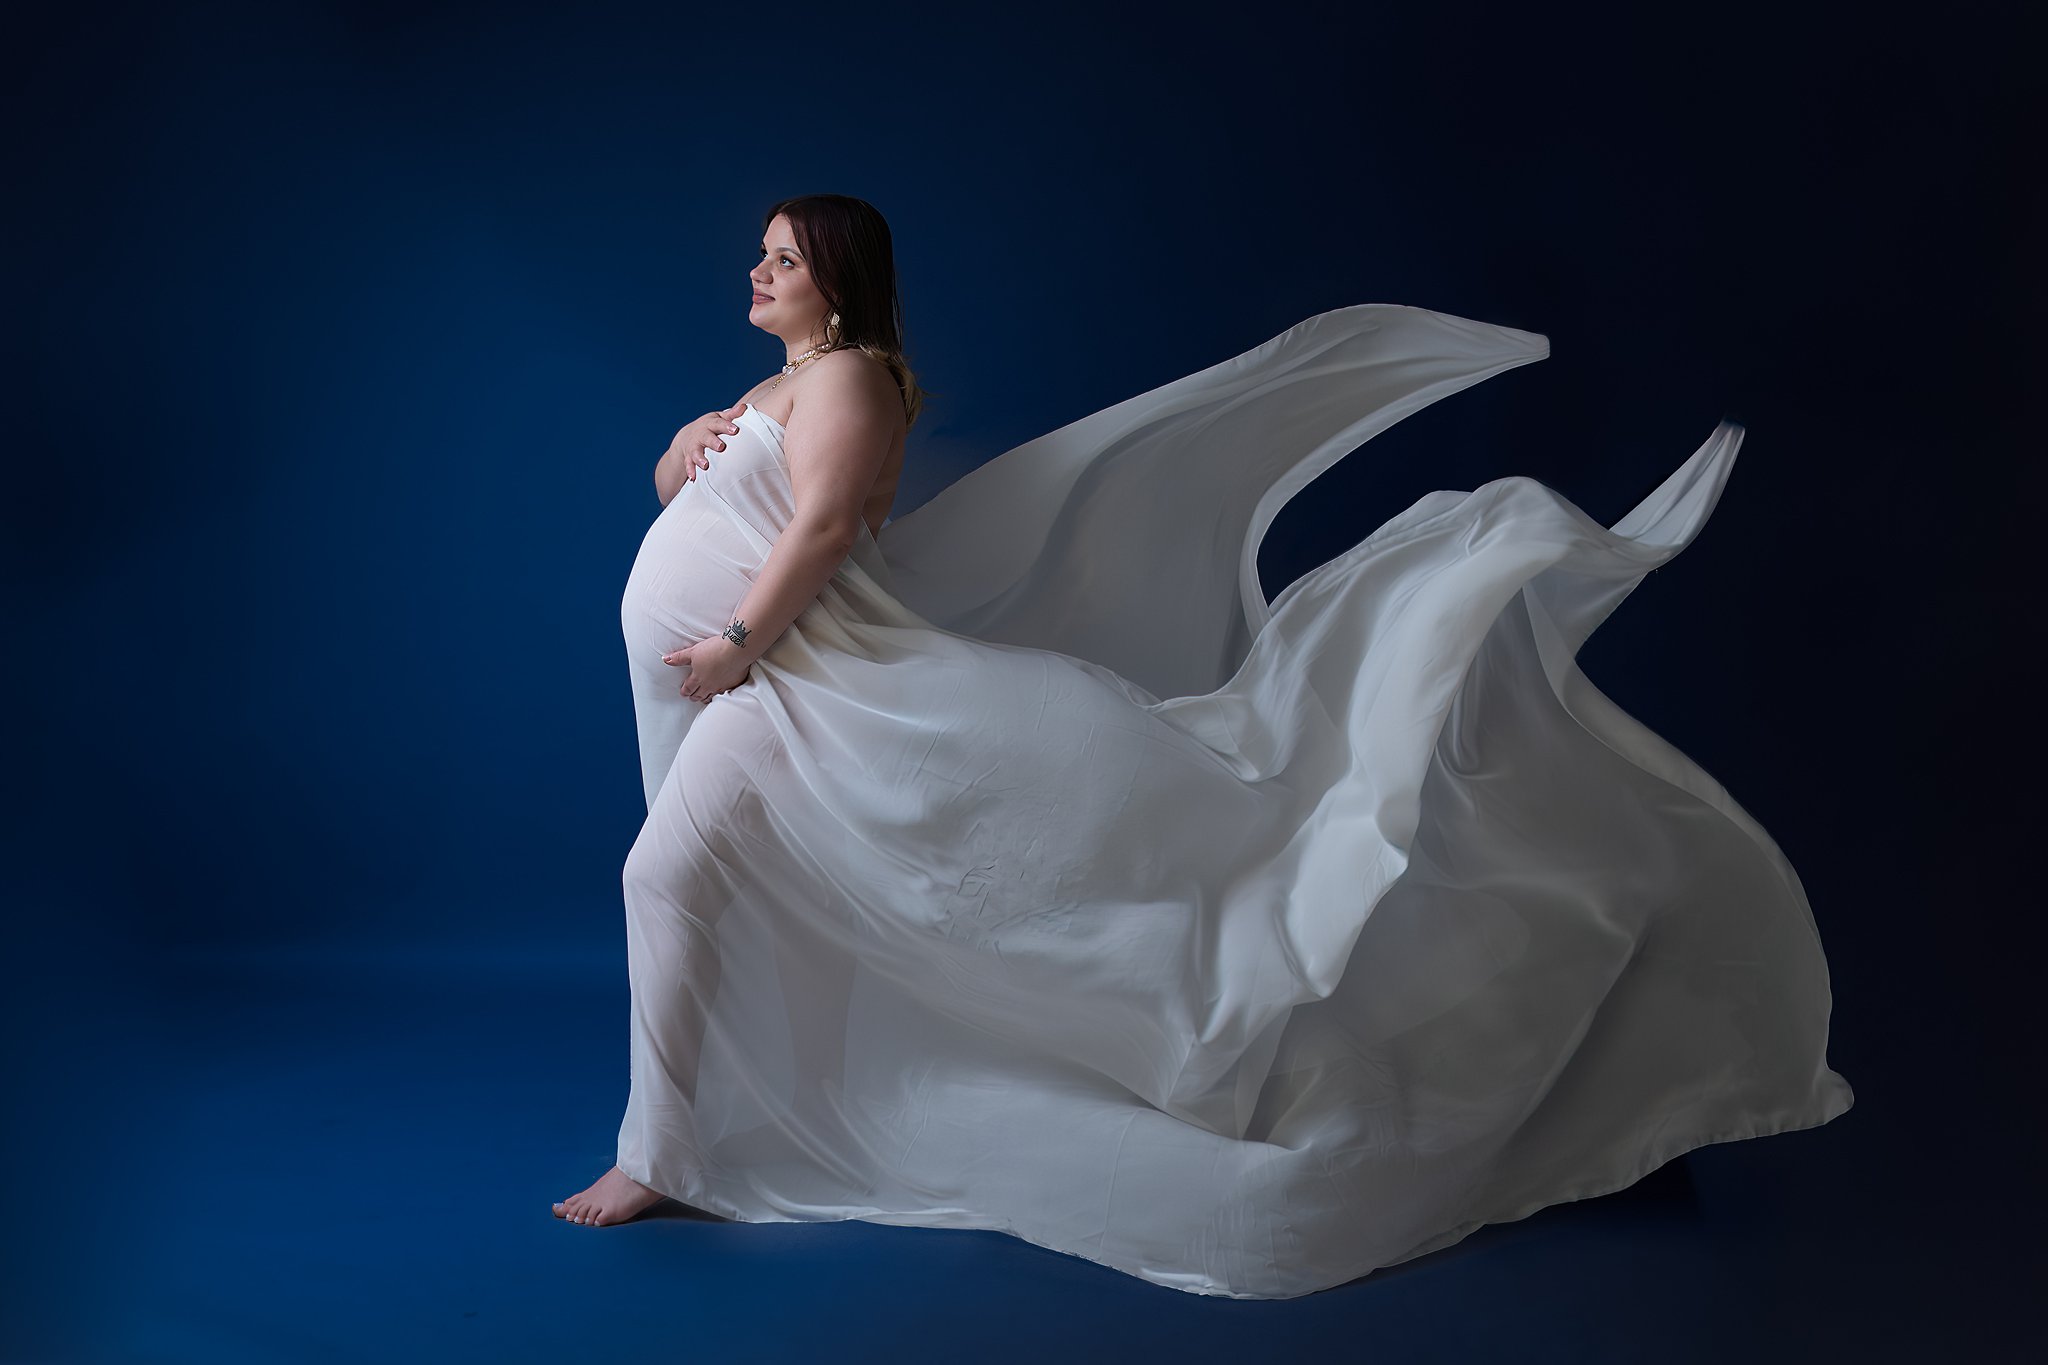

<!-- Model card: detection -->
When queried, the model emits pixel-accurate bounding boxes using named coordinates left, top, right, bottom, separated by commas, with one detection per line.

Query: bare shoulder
left=797, top=349, right=903, bottom=428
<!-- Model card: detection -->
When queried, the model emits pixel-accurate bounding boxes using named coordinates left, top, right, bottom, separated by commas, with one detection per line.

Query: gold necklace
left=770, top=346, right=824, bottom=390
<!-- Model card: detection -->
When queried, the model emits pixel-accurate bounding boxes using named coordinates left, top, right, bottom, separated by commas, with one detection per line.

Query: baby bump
left=621, top=496, right=763, bottom=655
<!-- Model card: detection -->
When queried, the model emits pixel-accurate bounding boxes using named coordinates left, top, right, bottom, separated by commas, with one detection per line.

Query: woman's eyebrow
left=759, top=241, right=804, bottom=258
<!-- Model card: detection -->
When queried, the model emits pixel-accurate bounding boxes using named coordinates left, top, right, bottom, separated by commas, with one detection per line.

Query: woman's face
left=749, top=213, right=830, bottom=342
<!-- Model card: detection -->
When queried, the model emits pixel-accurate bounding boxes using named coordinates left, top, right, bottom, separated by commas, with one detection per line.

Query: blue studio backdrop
left=6, top=0, right=2038, bottom=1361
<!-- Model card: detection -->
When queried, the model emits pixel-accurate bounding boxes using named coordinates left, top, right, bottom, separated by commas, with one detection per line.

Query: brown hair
left=764, top=193, right=930, bottom=428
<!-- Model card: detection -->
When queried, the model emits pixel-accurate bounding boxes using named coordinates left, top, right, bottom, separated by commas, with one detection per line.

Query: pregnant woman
left=553, top=193, right=1854, bottom=1300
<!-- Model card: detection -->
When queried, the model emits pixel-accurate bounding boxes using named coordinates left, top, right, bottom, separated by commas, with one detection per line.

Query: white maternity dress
left=610, top=302, right=1854, bottom=1298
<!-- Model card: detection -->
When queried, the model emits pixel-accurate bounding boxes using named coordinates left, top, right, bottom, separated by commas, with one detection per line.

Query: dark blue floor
left=9, top=930, right=2037, bottom=1364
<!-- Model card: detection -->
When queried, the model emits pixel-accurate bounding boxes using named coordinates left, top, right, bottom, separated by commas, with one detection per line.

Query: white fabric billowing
left=612, top=303, right=1853, bottom=1299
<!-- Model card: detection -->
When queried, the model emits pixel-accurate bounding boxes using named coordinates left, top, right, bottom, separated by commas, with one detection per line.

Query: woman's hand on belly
left=662, top=634, right=754, bottom=703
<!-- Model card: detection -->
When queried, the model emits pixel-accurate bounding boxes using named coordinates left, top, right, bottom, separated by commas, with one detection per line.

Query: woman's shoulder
left=802, top=347, right=903, bottom=418
left=811, top=345, right=893, bottom=382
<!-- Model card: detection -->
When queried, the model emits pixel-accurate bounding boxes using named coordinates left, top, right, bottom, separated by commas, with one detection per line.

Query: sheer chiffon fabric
left=611, top=303, right=1852, bottom=1298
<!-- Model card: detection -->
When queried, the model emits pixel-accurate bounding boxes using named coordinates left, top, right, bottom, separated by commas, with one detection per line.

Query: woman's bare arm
left=719, top=355, right=900, bottom=660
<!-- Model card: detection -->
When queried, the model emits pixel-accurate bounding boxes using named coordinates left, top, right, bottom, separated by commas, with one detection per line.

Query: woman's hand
left=665, top=402, right=749, bottom=483
left=663, top=635, right=754, bottom=702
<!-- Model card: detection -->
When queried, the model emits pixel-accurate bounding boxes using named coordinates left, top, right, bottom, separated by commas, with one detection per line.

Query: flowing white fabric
left=612, top=303, right=1853, bottom=1299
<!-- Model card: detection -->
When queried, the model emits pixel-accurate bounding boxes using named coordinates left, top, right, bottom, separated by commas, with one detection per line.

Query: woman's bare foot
left=553, top=1166, right=669, bottom=1226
